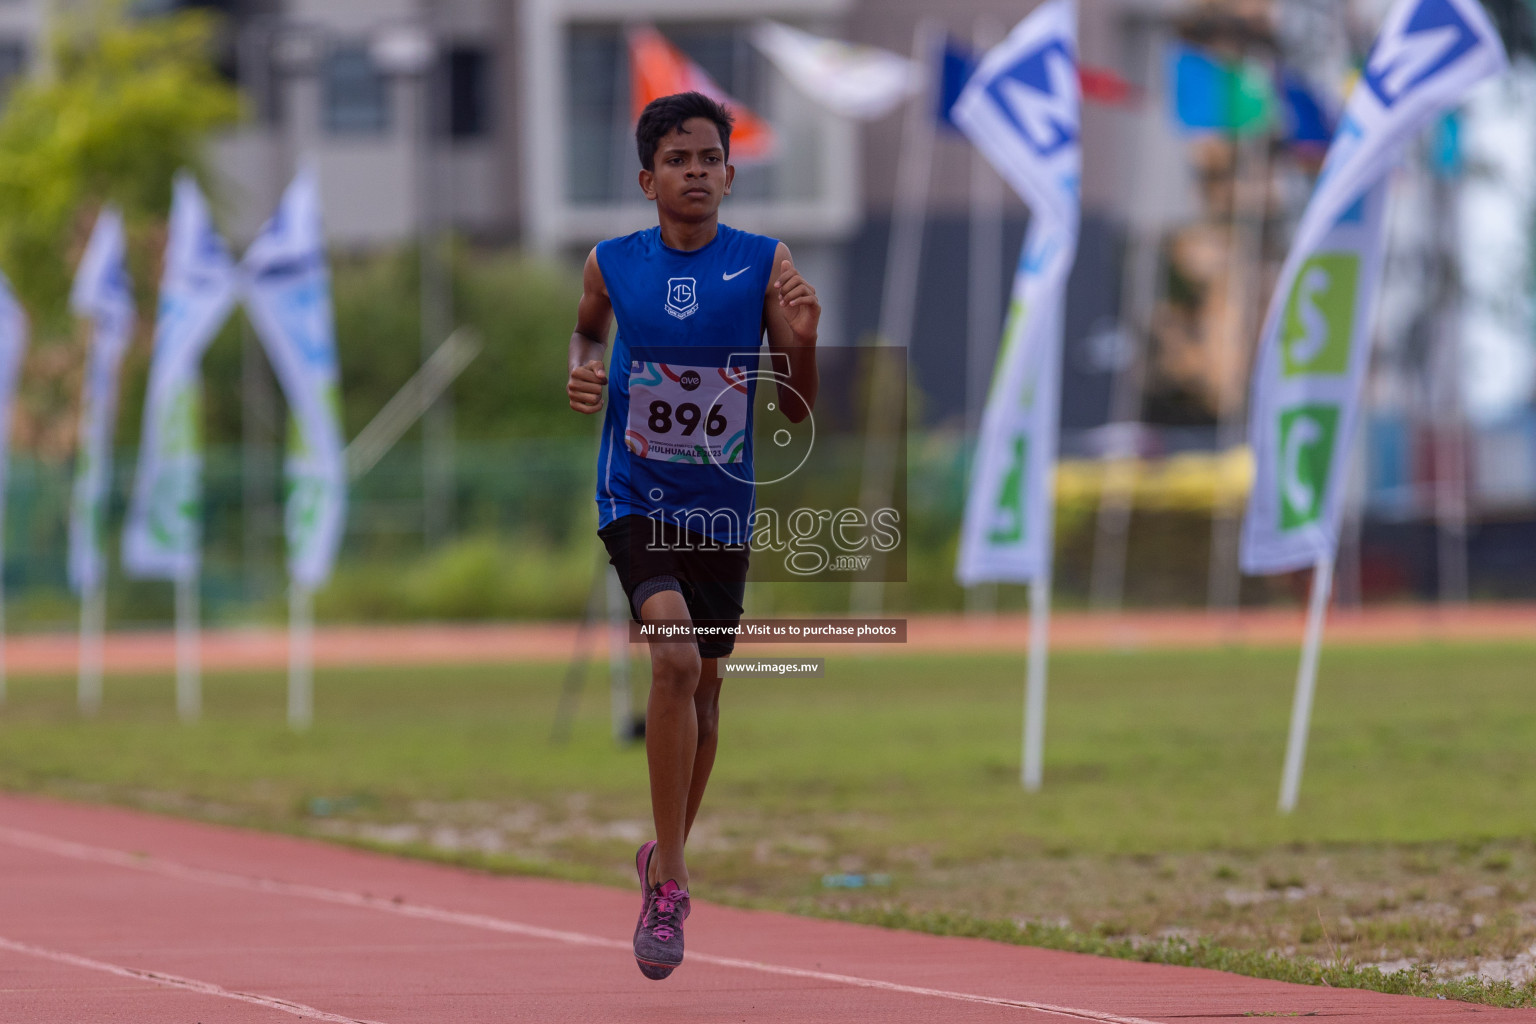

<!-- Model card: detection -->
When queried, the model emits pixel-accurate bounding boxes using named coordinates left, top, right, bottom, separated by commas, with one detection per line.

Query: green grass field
left=2, top=642, right=1533, bottom=1003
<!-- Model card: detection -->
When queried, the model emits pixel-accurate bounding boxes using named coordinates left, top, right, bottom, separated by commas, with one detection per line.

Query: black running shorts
left=598, top=514, right=749, bottom=660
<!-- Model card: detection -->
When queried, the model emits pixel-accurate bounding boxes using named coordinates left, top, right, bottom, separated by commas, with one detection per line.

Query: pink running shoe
left=632, top=841, right=671, bottom=980
left=633, top=843, right=690, bottom=978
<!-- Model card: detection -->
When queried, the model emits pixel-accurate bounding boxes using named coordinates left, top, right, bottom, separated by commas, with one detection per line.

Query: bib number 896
left=648, top=401, right=728, bottom=437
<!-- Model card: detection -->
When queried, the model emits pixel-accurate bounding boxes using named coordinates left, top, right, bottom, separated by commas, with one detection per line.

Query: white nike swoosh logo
left=723, top=267, right=751, bottom=281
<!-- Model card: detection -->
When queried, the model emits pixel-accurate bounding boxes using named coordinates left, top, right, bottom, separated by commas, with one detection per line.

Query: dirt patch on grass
left=821, top=842, right=1536, bottom=988
left=297, top=796, right=1536, bottom=989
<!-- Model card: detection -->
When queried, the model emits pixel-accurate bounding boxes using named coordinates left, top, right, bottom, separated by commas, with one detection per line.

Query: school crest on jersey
left=665, top=277, right=699, bottom=319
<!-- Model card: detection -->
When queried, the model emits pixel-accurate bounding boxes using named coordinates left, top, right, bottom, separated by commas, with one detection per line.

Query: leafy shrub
left=316, top=534, right=594, bottom=623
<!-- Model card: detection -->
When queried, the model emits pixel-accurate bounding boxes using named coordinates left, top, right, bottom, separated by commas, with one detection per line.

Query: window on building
left=0, top=40, right=25, bottom=107
left=323, top=43, right=389, bottom=135
left=447, top=46, right=491, bottom=139
left=528, top=9, right=855, bottom=251
left=565, top=22, right=773, bottom=205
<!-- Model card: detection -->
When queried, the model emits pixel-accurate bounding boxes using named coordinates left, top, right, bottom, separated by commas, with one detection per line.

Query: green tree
left=0, top=3, right=238, bottom=453
left=0, top=4, right=239, bottom=325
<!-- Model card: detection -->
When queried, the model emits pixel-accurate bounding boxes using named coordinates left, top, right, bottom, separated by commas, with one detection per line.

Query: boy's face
left=639, top=118, right=735, bottom=220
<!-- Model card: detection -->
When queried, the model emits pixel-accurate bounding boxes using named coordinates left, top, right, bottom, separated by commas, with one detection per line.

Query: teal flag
left=1167, top=44, right=1275, bottom=136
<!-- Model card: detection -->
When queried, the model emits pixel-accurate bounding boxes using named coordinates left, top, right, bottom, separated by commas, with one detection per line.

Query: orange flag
left=627, top=25, right=776, bottom=163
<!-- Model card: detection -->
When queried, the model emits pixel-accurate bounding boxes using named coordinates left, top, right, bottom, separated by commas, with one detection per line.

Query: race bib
left=625, top=362, right=749, bottom=464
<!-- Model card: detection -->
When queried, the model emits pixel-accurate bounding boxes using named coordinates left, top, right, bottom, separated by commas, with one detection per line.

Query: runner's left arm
left=763, top=242, right=819, bottom=423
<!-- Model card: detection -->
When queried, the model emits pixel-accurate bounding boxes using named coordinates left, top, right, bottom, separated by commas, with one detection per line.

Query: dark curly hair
left=635, top=91, right=735, bottom=172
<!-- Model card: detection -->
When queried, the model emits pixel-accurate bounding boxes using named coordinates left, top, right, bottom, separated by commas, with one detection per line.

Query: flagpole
left=241, top=317, right=275, bottom=605
left=1023, top=276, right=1069, bottom=791
left=288, top=584, right=313, bottom=730
left=242, top=171, right=344, bottom=733
left=947, top=0, right=1081, bottom=792
left=78, top=582, right=105, bottom=715
left=1089, top=20, right=1167, bottom=614
left=1208, top=101, right=1271, bottom=615
left=175, top=571, right=201, bottom=722
left=851, top=17, right=941, bottom=617
left=964, top=16, right=1004, bottom=618
left=965, top=18, right=1004, bottom=444
left=1335, top=420, right=1369, bottom=608
left=1429, top=163, right=1469, bottom=606
left=1087, top=302, right=1151, bottom=613
left=1242, top=0, right=1507, bottom=815
left=69, top=207, right=132, bottom=721
left=413, top=30, right=453, bottom=550
left=1278, top=553, right=1334, bottom=813
left=607, top=568, right=632, bottom=744
left=1023, top=560, right=1053, bottom=791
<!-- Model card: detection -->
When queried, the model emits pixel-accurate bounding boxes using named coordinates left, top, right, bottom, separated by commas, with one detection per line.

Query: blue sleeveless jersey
left=595, top=224, right=780, bottom=545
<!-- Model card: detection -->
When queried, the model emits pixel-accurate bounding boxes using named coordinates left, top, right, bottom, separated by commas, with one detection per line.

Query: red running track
left=0, top=793, right=1522, bottom=1023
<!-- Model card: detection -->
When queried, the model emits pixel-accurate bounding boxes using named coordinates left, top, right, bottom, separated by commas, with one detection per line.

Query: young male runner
left=565, top=91, right=820, bottom=980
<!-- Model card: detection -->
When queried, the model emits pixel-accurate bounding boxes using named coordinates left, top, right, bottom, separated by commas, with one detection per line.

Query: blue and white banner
left=122, top=172, right=239, bottom=580
left=241, top=170, right=346, bottom=589
left=68, top=206, right=135, bottom=596
left=953, top=0, right=1081, bottom=585
left=1242, top=0, right=1507, bottom=575
left=0, top=273, right=27, bottom=578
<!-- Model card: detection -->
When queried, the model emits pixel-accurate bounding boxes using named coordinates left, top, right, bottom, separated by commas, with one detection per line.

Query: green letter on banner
left=1282, top=253, right=1359, bottom=378
left=1278, top=405, right=1340, bottom=530
left=988, top=432, right=1027, bottom=544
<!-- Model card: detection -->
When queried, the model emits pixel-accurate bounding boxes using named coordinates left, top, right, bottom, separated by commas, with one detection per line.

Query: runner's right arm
left=568, top=248, right=613, bottom=415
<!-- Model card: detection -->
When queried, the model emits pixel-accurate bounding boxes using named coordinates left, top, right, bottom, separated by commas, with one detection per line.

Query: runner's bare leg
left=684, top=658, right=723, bottom=841
left=640, top=588, right=700, bottom=890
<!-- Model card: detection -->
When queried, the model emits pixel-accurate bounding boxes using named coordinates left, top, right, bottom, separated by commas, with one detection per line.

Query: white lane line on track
left=0, top=825, right=1160, bottom=1024
left=0, top=935, right=385, bottom=1024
